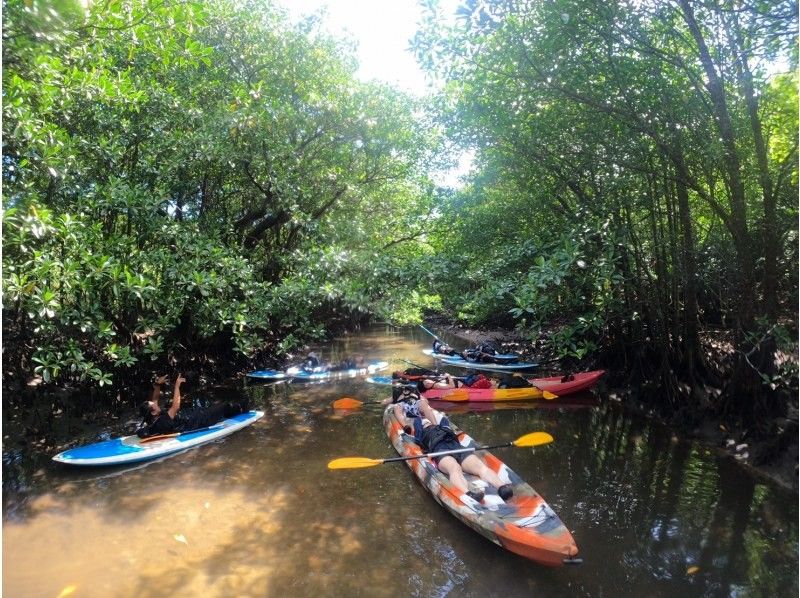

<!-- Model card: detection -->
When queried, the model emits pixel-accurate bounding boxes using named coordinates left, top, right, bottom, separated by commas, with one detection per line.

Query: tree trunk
left=672, top=142, right=706, bottom=380
left=725, top=9, right=778, bottom=318
left=678, top=0, right=756, bottom=332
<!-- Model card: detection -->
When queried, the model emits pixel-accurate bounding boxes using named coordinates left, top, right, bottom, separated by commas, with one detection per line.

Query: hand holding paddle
left=327, top=431, right=554, bottom=469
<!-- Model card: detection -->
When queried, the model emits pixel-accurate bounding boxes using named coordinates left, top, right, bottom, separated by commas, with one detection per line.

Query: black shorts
left=430, top=437, right=468, bottom=465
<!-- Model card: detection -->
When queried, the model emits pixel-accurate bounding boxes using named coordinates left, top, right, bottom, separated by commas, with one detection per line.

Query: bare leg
left=461, top=454, right=506, bottom=488
left=436, top=456, right=469, bottom=493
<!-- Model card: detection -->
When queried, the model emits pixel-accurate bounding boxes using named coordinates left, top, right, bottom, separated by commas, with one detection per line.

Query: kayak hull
left=53, top=411, right=264, bottom=466
left=383, top=407, right=578, bottom=566
left=368, top=370, right=605, bottom=401
left=423, top=349, right=539, bottom=371
left=521, top=370, right=605, bottom=395
left=247, top=361, right=388, bottom=382
left=422, top=386, right=546, bottom=401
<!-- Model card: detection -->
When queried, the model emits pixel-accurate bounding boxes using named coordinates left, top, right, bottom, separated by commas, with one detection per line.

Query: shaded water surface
left=3, top=326, right=797, bottom=596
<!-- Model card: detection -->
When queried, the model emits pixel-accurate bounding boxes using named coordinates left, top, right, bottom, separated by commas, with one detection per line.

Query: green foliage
left=412, top=0, right=798, bottom=368
left=2, top=0, right=442, bottom=386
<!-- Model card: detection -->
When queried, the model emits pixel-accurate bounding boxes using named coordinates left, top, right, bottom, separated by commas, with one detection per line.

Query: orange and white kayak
left=383, top=407, right=580, bottom=566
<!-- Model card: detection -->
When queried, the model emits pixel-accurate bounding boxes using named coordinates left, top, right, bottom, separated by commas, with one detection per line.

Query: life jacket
left=392, top=385, right=420, bottom=404
left=463, top=373, right=491, bottom=388
left=419, top=423, right=459, bottom=452
left=476, top=341, right=500, bottom=355
left=470, top=375, right=493, bottom=389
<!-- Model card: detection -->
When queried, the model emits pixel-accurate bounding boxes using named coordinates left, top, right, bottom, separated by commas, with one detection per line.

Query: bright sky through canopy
left=280, top=0, right=471, bottom=187
left=281, top=0, right=457, bottom=95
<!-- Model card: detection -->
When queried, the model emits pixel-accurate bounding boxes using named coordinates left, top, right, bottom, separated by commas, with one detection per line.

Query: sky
left=279, top=0, right=472, bottom=186
left=279, top=0, right=453, bottom=96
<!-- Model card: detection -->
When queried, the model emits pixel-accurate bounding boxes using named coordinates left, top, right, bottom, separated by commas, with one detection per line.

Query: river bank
left=429, top=319, right=798, bottom=493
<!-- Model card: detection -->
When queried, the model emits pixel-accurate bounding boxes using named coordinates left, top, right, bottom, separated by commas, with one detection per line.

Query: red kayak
left=523, top=370, right=605, bottom=396
left=420, top=370, right=605, bottom=402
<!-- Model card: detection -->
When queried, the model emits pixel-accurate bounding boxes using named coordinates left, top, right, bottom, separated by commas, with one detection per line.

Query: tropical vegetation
left=3, top=0, right=797, bottom=438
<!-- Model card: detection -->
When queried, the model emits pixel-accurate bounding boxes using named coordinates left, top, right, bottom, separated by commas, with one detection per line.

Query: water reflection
left=3, top=325, right=797, bottom=597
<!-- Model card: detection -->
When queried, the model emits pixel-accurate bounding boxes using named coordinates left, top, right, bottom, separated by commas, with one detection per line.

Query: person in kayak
left=301, top=352, right=365, bottom=373
left=417, top=372, right=458, bottom=393
left=462, top=342, right=501, bottom=363
left=392, top=403, right=514, bottom=503
left=330, top=355, right=366, bottom=371
left=303, top=352, right=325, bottom=372
left=392, top=369, right=494, bottom=390
left=137, top=373, right=249, bottom=438
left=381, top=386, right=440, bottom=421
left=432, top=338, right=461, bottom=357
left=463, top=340, right=521, bottom=364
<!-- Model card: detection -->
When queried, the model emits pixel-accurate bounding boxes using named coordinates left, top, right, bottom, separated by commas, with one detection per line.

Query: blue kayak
left=52, top=410, right=264, bottom=466
left=422, top=349, right=539, bottom=371
left=247, top=361, right=388, bottom=382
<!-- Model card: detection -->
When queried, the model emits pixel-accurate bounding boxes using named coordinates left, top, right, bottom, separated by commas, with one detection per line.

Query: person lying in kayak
left=416, top=372, right=458, bottom=393
left=432, top=338, right=460, bottom=357
left=461, top=340, right=521, bottom=363
left=433, top=339, right=520, bottom=364
left=301, top=352, right=365, bottom=373
left=303, top=352, right=324, bottom=372
left=391, top=401, right=514, bottom=503
left=393, top=369, right=493, bottom=390
left=381, top=385, right=439, bottom=421
left=137, top=373, right=249, bottom=438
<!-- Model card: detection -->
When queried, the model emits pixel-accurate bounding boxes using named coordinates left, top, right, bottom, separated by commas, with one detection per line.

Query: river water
left=3, top=326, right=797, bottom=597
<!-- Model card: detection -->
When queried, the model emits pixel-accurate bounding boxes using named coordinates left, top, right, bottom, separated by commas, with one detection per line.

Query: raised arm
left=149, top=374, right=169, bottom=403
left=392, top=404, right=412, bottom=428
left=167, top=374, right=186, bottom=419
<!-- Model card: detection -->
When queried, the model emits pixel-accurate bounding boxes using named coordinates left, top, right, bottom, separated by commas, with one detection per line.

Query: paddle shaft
left=327, top=431, right=553, bottom=469
left=419, top=324, right=440, bottom=340
left=400, top=357, right=433, bottom=370
left=137, top=421, right=227, bottom=443
left=381, top=440, right=513, bottom=463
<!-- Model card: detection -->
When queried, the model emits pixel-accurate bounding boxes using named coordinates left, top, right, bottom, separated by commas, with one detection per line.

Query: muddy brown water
left=3, top=326, right=797, bottom=597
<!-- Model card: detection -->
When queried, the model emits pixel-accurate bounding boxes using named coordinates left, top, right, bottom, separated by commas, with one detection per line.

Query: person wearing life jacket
left=302, top=351, right=327, bottom=373
left=381, top=386, right=438, bottom=421
left=461, top=371, right=494, bottom=389
left=432, top=338, right=459, bottom=357
left=331, top=355, right=365, bottom=371
left=137, top=374, right=249, bottom=438
left=462, top=341, right=500, bottom=363
left=392, top=403, right=514, bottom=503
left=416, top=372, right=458, bottom=393
left=497, top=373, right=533, bottom=388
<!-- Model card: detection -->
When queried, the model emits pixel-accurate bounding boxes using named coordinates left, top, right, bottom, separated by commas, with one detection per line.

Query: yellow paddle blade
left=332, top=397, right=363, bottom=409
left=542, top=390, right=558, bottom=400
left=512, top=431, right=554, bottom=448
left=327, top=457, right=384, bottom=470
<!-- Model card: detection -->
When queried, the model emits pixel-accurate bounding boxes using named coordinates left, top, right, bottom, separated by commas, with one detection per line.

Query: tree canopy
left=3, top=0, right=441, bottom=386
left=3, top=0, right=797, bottom=432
